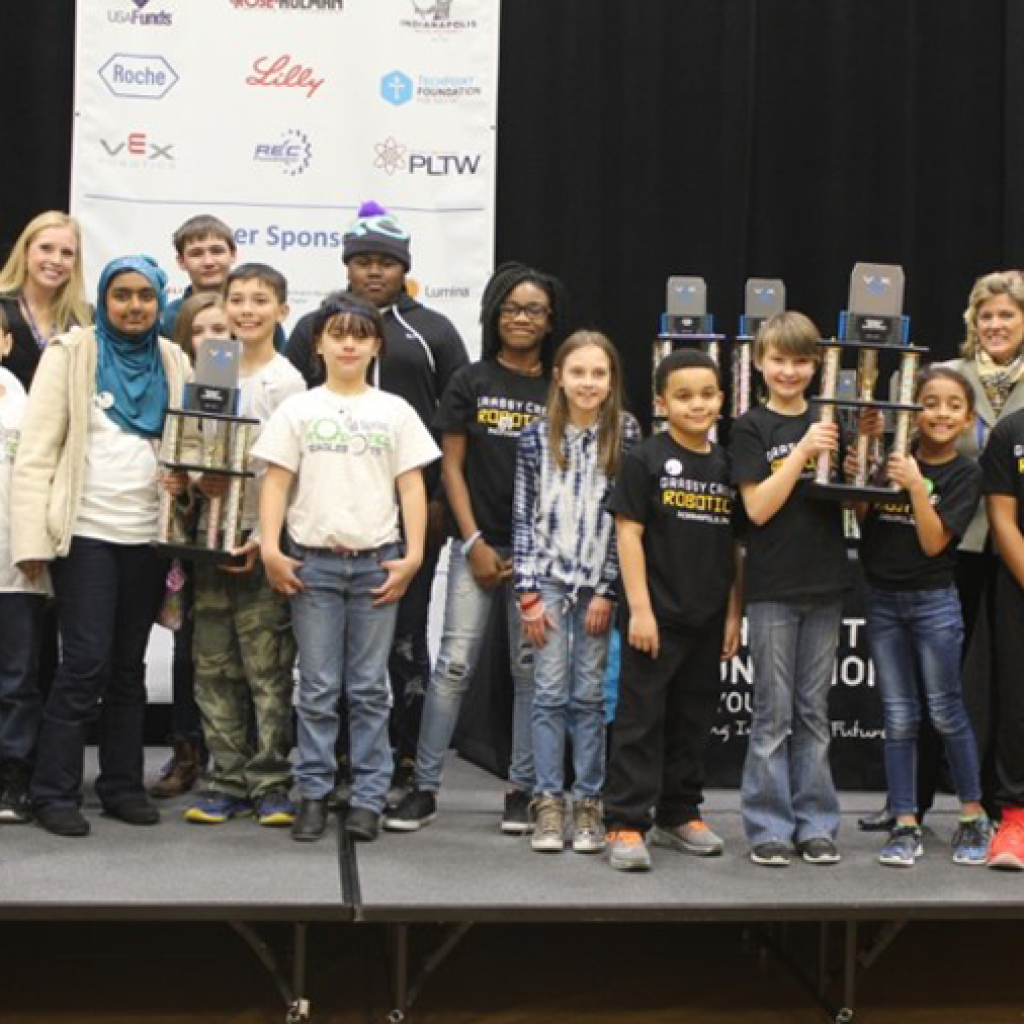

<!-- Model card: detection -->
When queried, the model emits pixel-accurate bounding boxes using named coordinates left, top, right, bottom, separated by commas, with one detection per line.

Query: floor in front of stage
left=1, top=753, right=1022, bottom=1022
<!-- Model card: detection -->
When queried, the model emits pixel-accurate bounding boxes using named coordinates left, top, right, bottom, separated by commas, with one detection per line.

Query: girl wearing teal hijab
left=13, top=254, right=191, bottom=838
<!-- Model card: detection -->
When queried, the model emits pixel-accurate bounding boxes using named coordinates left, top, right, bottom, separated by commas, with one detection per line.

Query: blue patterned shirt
left=513, top=413, right=641, bottom=598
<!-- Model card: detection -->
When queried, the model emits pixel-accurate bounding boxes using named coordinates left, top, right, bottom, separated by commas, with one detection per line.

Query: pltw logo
left=373, top=138, right=480, bottom=176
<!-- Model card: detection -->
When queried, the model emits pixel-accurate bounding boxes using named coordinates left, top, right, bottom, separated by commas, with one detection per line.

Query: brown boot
left=149, top=738, right=201, bottom=799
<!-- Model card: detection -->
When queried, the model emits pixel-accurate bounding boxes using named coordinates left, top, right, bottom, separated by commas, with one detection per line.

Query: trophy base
left=153, top=541, right=247, bottom=568
left=808, top=482, right=906, bottom=504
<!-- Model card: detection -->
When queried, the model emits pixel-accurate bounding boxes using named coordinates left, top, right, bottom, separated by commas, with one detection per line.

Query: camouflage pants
left=192, top=561, right=296, bottom=799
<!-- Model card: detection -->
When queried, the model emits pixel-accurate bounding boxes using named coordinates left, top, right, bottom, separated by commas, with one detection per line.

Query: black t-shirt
left=608, top=431, right=736, bottom=630
left=730, top=404, right=847, bottom=602
left=982, top=408, right=1024, bottom=534
left=860, top=452, right=981, bottom=590
left=435, top=359, right=548, bottom=548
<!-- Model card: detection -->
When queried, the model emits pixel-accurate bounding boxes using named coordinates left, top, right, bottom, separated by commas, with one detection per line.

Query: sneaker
left=386, top=757, right=417, bottom=809
left=530, top=794, right=566, bottom=853
left=988, top=807, right=1024, bottom=871
left=35, top=804, right=90, bottom=838
left=878, top=825, right=923, bottom=867
left=501, top=789, right=534, bottom=835
left=797, top=837, right=841, bottom=865
left=572, top=797, right=606, bottom=854
left=185, top=791, right=251, bottom=825
left=292, top=798, right=328, bottom=843
left=857, top=804, right=895, bottom=832
left=383, top=788, right=437, bottom=832
left=952, top=816, right=993, bottom=866
left=0, top=761, right=33, bottom=823
left=750, top=841, right=792, bottom=867
left=607, top=829, right=652, bottom=871
left=345, top=806, right=380, bottom=842
left=102, top=795, right=160, bottom=826
left=651, top=819, right=724, bottom=857
left=255, top=788, right=296, bottom=827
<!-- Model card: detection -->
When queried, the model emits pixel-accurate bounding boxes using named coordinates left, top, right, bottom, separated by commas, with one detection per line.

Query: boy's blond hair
left=754, top=311, right=822, bottom=366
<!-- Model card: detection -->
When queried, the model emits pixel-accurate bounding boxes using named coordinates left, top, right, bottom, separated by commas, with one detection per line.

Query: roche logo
left=98, top=54, right=179, bottom=99
left=253, top=129, right=313, bottom=176
left=381, top=70, right=413, bottom=106
left=373, top=137, right=481, bottom=177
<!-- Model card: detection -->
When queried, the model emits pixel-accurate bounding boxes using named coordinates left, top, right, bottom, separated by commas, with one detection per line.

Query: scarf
left=94, top=255, right=169, bottom=438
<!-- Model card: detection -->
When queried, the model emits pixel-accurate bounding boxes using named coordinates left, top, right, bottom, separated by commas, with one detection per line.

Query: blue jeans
left=0, top=592, right=45, bottom=765
left=866, top=585, right=982, bottom=817
left=741, top=598, right=842, bottom=846
left=289, top=543, right=401, bottom=813
left=416, top=543, right=535, bottom=792
left=531, top=583, right=608, bottom=798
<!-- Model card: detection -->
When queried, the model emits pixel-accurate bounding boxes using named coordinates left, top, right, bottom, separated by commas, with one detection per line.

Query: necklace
left=497, top=354, right=543, bottom=377
left=19, top=294, right=56, bottom=350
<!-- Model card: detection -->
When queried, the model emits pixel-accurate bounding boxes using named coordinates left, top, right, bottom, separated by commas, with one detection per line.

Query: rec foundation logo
left=108, top=0, right=173, bottom=26
left=400, top=0, right=477, bottom=34
left=380, top=69, right=482, bottom=106
left=98, top=54, right=179, bottom=100
left=373, top=137, right=481, bottom=177
left=253, top=129, right=313, bottom=176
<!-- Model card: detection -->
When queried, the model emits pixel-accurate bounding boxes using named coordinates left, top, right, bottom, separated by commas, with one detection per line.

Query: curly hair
left=961, top=270, right=1024, bottom=359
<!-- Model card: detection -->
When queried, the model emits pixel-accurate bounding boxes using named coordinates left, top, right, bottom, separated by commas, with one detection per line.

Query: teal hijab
left=94, top=255, right=169, bottom=438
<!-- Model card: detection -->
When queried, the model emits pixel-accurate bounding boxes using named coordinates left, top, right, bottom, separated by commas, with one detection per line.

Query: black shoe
left=0, top=761, right=33, bottom=823
left=102, top=795, right=161, bottom=826
left=797, top=837, right=842, bottom=865
left=292, top=798, right=328, bottom=842
left=858, top=805, right=895, bottom=832
left=346, top=806, right=380, bottom=842
left=383, top=788, right=437, bottom=832
left=36, top=804, right=91, bottom=838
left=386, top=757, right=417, bottom=809
left=501, top=789, right=534, bottom=834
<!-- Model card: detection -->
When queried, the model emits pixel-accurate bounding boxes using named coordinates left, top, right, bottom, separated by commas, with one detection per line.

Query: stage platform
left=2, top=753, right=1023, bottom=1022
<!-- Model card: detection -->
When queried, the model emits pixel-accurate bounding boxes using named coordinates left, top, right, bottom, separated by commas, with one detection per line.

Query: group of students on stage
left=2, top=205, right=1024, bottom=876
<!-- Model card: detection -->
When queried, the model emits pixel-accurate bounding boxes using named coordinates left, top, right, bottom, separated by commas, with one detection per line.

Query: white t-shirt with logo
left=253, top=385, right=440, bottom=550
left=0, top=368, right=50, bottom=594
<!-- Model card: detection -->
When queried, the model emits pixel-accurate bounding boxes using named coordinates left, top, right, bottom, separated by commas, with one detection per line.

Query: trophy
left=156, top=339, right=259, bottom=562
left=809, top=263, right=928, bottom=502
left=734, top=278, right=786, bottom=417
left=654, top=276, right=727, bottom=438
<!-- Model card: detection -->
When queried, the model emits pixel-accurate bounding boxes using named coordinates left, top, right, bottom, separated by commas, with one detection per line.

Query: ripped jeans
left=415, top=543, right=535, bottom=792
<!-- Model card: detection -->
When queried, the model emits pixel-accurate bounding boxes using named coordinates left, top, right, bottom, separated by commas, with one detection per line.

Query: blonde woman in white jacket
left=13, top=256, right=189, bottom=838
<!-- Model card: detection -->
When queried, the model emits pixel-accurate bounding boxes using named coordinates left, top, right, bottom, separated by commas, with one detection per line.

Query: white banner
left=70, top=0, right=500, bottom=352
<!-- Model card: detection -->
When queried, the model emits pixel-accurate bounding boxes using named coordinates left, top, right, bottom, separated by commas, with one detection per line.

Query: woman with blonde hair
left=0, top=211, right=92, bottom=390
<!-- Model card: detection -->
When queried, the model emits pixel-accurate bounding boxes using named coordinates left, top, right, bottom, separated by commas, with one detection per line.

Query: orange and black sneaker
left=988, top=807, right=1024, bottom=871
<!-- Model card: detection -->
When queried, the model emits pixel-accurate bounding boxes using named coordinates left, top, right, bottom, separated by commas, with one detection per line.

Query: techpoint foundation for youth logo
left=230, top=0, right=343, bottom=8
left=98, top=54, right=179, bottom=99
left=253, top=129, right=312, bottom=176
left=108, top=0, right=173, bottom=26
left=373, top=137, right=481, bottom=176
left=381, top=69, right=481, bottom=106
left=401, top=0, right=477, bottom=32
left=99, top=131, right=175, bottom=167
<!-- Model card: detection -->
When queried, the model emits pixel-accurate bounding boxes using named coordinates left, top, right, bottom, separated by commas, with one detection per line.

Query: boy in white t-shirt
left=185, top=264, right=306, bottom=828
left=255, top=291, right=440, bottom=843
left=0, top=316, right=51, bottom=823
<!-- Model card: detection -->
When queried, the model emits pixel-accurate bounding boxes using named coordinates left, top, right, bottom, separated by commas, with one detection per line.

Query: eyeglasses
left=498, top=302, right=550, bottom=321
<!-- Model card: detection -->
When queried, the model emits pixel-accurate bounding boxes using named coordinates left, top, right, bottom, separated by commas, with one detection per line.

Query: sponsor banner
left=71, top=0, right=500, bottom=350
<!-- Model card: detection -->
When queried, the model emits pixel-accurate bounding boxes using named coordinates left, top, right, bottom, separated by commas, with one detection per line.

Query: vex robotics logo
left=254, top=129, right=312, bottom=176
left=99, top=54, right=179, bottom=99
left=862, top=273, right=893, bottom=295
left=373, top=137, right=480, bottom=176
left=108, top=0, right=174, bottom=26
left=99, top=131, right=175, bottom=166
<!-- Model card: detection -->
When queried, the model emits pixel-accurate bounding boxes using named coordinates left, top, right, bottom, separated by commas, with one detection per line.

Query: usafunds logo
left=108, top=0, right=173, bottom=26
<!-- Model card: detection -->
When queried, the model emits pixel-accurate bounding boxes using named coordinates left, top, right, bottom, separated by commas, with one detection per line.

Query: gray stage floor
left=2, top=752, right=1023, bottom=924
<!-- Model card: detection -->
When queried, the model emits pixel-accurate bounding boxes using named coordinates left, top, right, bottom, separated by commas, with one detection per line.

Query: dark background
left=3, top=1, right=1024, bottom=421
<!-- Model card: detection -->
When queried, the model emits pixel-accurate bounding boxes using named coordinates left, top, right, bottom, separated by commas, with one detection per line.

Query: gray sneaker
left=607, top=829, right=652, bottom=871
left=530, top=794, right=566, bottom=852
left=651, top=819, right=724, bottom=857
left=572, top=797, right=606, bottom=854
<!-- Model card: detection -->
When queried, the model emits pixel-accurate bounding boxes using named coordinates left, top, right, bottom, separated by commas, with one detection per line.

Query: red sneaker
left=987, top=807, right=1024, bottom=871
